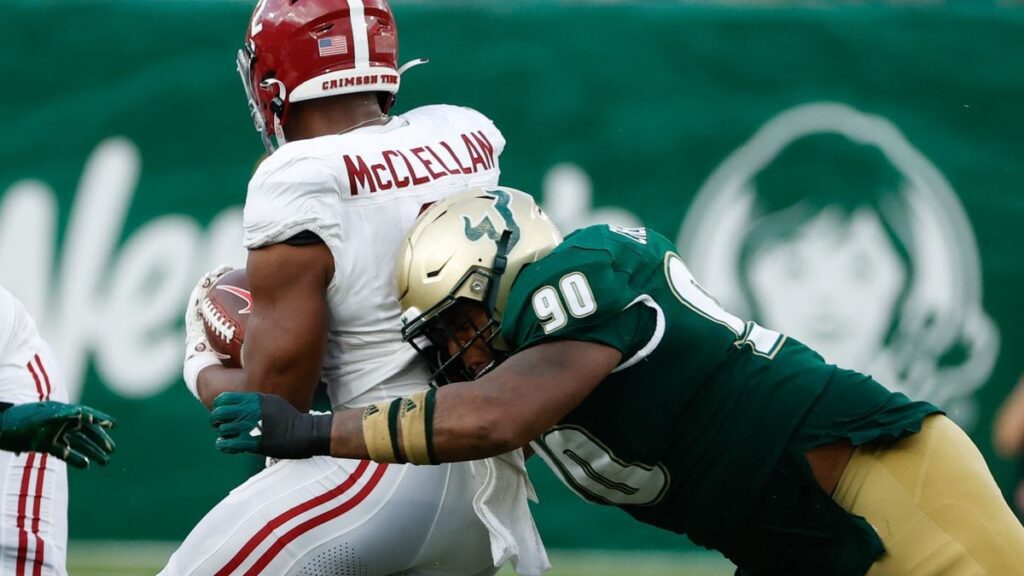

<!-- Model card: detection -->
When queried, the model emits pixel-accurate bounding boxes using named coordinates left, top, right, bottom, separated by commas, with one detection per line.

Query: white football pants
left=0, top=344, right=69, bottom=576
left=160, top=456, right=498, bottom=576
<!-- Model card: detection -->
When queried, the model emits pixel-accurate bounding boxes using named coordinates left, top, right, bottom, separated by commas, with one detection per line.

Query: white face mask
left=237, top=45, right=285, bottom=155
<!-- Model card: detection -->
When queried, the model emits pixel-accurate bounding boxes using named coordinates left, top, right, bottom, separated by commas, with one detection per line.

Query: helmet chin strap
left=261, top=78, right=289, bottom=154
left=484, top=229, right=513, bottom=316
left=272, top=116, right=287, bottom=150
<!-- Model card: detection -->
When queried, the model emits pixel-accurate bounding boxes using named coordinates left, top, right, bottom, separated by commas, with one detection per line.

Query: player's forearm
left=327, top=410, right=516, bottom=463
left=199, top=365, right=314, bottom=412
left=328, top=409, right=371, bottom=459
left=429, top=383, right=526, bottom=461
left=213, top=385, right=528, bottom=462
left=417, top=350, right=594, bottom=461
left=197, top=365, right=247, bottom=410
left=329, top=343, right=616, bottom=464
left=327, top=383, right=527, bottom=463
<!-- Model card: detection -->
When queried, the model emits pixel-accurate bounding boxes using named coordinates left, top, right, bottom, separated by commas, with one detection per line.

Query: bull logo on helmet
left=462, top=189, right=521, bottom=252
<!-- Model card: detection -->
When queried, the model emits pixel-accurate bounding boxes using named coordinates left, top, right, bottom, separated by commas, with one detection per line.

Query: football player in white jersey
left=0, top=285, right=116, bottom=576
left=162, top=1, right=547, bottom=575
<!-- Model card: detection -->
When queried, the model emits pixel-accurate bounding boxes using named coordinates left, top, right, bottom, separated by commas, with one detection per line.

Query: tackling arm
left=212, top=339, right=621, bottom=461
left=424, top=339, right=620, bottom=461
left=197, top=242, right=333, bottom=411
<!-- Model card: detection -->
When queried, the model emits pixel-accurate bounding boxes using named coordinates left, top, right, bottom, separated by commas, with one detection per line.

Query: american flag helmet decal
left=318, top=35, right=349, bottom=57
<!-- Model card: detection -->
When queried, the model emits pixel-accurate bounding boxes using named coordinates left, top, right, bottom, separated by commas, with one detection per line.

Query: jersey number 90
left=531, top=272, right=597, bottom=334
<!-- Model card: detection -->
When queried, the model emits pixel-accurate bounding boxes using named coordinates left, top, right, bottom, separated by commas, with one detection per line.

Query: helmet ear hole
left=378, top=92, right=396, bottom=114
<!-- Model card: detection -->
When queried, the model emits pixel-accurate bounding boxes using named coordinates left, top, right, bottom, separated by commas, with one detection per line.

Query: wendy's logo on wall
left=679, top=102, right=998, bottom=428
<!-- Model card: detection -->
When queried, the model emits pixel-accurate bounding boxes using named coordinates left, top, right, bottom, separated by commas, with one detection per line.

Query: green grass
left=67, top=541, right=735, bottom=576
left=68, top=541, right=174, bottom=576
left=497, top=550, right=734, bottom=576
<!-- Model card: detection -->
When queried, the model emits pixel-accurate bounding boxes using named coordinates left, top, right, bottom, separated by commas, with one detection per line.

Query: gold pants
left=834, top=415, right=1024, bottom=575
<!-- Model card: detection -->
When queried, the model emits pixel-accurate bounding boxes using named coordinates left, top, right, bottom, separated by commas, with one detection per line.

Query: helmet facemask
left=236, top=42, right=280, bottom=154
left=404, top=297, right=507, bottom=384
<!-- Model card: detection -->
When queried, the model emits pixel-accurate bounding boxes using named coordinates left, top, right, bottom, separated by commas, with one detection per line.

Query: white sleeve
left=0, top=295, right=12, bottom=358
left=242, top=149, right=342, bottom=250
left=0, top=288, right=19, bottom=359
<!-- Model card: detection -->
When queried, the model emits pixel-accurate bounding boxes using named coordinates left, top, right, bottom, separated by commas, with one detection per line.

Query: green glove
left=211, top=392, right=331, bottom=459
left=0, top=401, right=116, bottom=469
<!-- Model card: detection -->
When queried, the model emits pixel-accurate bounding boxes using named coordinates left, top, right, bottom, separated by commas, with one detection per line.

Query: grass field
left=67, top=541, right=736, bottom=576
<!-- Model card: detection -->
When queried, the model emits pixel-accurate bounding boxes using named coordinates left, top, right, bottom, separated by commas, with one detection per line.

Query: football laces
left=202, top=297, right=236, bottom=343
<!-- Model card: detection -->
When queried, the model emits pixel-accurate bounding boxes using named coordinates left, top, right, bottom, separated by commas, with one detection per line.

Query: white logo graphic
left=679, top=103, right=998, bottom=428
left=0, top=138, right=246, bottom=400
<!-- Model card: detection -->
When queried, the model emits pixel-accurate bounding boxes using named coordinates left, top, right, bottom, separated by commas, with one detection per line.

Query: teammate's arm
left=0, top=401, right=116, bottom=468
left=197, top=242, right=333, bottom=411
left=212, top=339, right=620, bottom=460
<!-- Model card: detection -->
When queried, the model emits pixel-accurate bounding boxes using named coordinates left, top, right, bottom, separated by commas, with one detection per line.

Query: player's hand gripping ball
left=201, top=269, right=251, bottom=368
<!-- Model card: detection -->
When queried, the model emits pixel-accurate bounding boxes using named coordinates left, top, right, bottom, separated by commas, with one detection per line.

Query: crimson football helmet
left=237, top=0, right=425, bottom=152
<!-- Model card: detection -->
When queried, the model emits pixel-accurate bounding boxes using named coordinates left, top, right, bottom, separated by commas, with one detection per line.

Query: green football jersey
left=501, top=225, right=938, bottom=556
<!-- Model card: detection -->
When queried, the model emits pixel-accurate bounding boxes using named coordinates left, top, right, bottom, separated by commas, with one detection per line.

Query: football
left=201, top=268, right=251, bottom=368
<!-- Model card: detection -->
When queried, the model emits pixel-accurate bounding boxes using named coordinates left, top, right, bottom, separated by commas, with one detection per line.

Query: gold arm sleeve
left=399, top=389, right=437, bottom=465
left=362, top=400, right=400, bottom=463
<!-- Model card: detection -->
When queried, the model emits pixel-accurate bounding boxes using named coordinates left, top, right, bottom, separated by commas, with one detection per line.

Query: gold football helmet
left=396, top=187, right=562, bottom=380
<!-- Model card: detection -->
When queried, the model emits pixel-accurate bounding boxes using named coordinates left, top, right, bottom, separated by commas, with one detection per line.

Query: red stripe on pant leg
left=245, top=463, right=388, bottom=576
left=26, top=362, right=44, bottom=401
left=33, top=355, right=51, bottom=399
left=30, top=453, right=48, bottom=576
left=16, top=453, right=37, bottom=576
left=214, top=460, right=371, bottom=576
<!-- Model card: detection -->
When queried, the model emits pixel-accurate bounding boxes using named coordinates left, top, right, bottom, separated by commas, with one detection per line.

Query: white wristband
left=183, top=351, right=223, bottom=402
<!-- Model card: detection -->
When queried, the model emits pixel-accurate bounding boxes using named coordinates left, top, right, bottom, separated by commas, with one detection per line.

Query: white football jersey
left=243, top=104, right=505, bottom=408
left=0, top=285, right=64, bottom=404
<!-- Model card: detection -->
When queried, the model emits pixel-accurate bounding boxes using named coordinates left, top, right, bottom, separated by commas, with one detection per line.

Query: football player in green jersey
left=212, top=187, right=1024, bottom=575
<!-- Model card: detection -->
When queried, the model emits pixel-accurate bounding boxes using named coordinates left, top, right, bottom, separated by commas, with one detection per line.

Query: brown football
left=201, top=269, right=251, bottom=368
